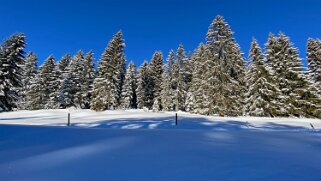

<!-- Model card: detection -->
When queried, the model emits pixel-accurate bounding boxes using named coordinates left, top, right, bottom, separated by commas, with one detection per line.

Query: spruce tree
left=149, top=51, right=164, bottom=110
left=56, top=53, right=72, bottom=86
left=266, top=33, right=321, bottom=118
left=57, top=53, right=72, bottom=78
left=47, top=62, right=62, bottom=109
left=82, top=51, right=96, bottom=109
left=20, top=52, right=38, bottom=109
left=189, top=44, right=207, bottom=114
left=25, top=55, right=56, bottom=109
left=71, top=50, right=86, bottom=108
left=175, top=44, right=187, bottom=111
left=55, top=53, right=72, bottom=108
left=306, top=38, right=321, bottom=96
left=0, top=33, right=26, bottom=111
left=120, top=62, right=137, bottom=109
left=204, top=15, right=246, bottom=116
left=25, top=73, right=43, bottom=110
left=173, top=44, right=192, bottom=111
left=91, top=31, right=126, bottom=111
left=59, top=73, right=73, bottom=108
left=246, top=39, right=282, bottom=116
left=161, top=50, right=175, bottom=111
left=136, top=61, right=153, bottom=109
left=59, top=50, right=85, bottom=108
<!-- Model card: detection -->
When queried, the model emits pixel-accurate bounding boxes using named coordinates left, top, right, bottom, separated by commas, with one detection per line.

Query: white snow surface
left=0, top=109, right=321, bottom=180
left=1, top=109, right=321, bottom=130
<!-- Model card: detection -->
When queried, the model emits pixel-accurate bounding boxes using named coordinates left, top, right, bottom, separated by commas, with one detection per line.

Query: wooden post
left=310, top=123, right=315, bottom=130
left=67, top=113, right=71, bottom=126
left=175, top=113, right=178, bottom=126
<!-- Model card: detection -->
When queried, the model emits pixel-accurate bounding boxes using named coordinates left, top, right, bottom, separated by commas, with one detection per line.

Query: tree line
left=0, top=15, right=320, bottom=118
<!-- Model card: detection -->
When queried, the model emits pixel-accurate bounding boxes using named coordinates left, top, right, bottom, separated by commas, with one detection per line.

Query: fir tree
left=161, top=50, right=175, bottom=111
left=25, top=55, right=56, bottom=109
left=57, top=53, right=72, bottom=79
left=59, top=73, right=73, bottom=108
left=120, top=62, right=137, bottom=109
left=203, top=15, right=246, bottom=116
left=174, top=44, right=192, bottom=111
left=149, top=51, right=164, bottom=110
left=47, top=62, right=62, bottom=109
left=174, top=44, right=186, bottom=111
left=91, top=31, right=126, bottom=111
left=136, top=61, right=153, bottom=109
left=189, top=43, right=207, bottom=114
left=59, top=50, right=85, bottom=108
left=0, top=33, right=26, bottom=111
left=71, top=50, right=86, bottom=108
left=306, top=38, right=321, bottom=96
left=55, top=53, right=72, bottom=107
left=82, top=51, right=96, bottom=109
left=266, top=33, right=321, bottom=117
left=152, top=98, right=161, bottom=112
left=20, top=52, right=38, bottom=109
left=246, top=39, right=282, bottom=116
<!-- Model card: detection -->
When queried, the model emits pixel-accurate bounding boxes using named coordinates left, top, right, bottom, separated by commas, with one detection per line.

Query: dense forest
left=1, top=16, right=320, bottom=118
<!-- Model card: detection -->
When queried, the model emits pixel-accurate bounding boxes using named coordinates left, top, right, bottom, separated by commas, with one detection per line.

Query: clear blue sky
left=1, top=0, right=320, bottom=67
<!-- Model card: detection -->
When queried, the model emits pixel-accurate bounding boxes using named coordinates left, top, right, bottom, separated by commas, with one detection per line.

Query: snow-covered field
left=1, top=109, right=321, bottom=180
left=1, top=109, right=321, bottom=130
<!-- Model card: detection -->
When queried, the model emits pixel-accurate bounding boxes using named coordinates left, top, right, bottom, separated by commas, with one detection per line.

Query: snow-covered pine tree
left=136, top=61, right=153, bottom=109
left=306, top=38, right=321, bottom=96
left=245, top=39, right=282, bottom=116
left=307, top=38, right=318, bottom=80
left=47, top=62, right=63, bottom=109
left=174, top=44, right=187, bottom=111
left=204, top=15, right=246, bottom=116
left=91, top=31, right=126, bottom=111
left=0, top=33, right=26, bottom=111
left=166, top=49, right=175, bottom=76
left=57, top=53, right=72, bottom=83
left=185, top=51, right=196, bottom=112
left=81, top=51, right=96, bottom=109
left=152, top=98, right=161, bottom=112
left=315, top=39, right=321, bottom=96
left=149, top=51, right=164, bottom=110
left=24, top=73, right=43, bottom=110
left=90, top=77, right=107, bottom=111
left=266, top=33, right=321, bottom=118
left=25, top=55, right=56, bottom=109
left=265, top=33, right=298, bottom=116
left=189, top=43, right=207, bottom=114
left=183, top=49, right=193, bottom=96
left=59, top=50, right=85, bottom=108
left=120, top=62, right=137, bottom=109
left=20, top=52, right=38, bottom=109
left=174, top=44, right=193, bottom=111
left=161, top=50, right=175, bottom=111
left=72, top=50, right=86, bottom=108
left=55, top=53, right=71, bottom=108
left=117, top=48, right=126, bottom=107
left=55, top=53, right=72, bottom=108
left=59, top=73, right=73, bottom=108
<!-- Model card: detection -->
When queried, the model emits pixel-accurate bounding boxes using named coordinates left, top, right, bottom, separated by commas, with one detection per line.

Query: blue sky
left=1, top=0, right=320, bottom=67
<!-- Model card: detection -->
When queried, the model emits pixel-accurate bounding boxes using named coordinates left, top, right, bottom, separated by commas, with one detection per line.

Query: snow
left=0, top=109, right=321, bottom=180
left=0, top=109, right=320, bottom=130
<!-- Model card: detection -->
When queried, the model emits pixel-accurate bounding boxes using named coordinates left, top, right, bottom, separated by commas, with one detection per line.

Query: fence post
left=175, top=113, right=178, bottom=126
left=67, top=113, right=71, bottom=126
left=310, top=123, right=315, bottom=130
